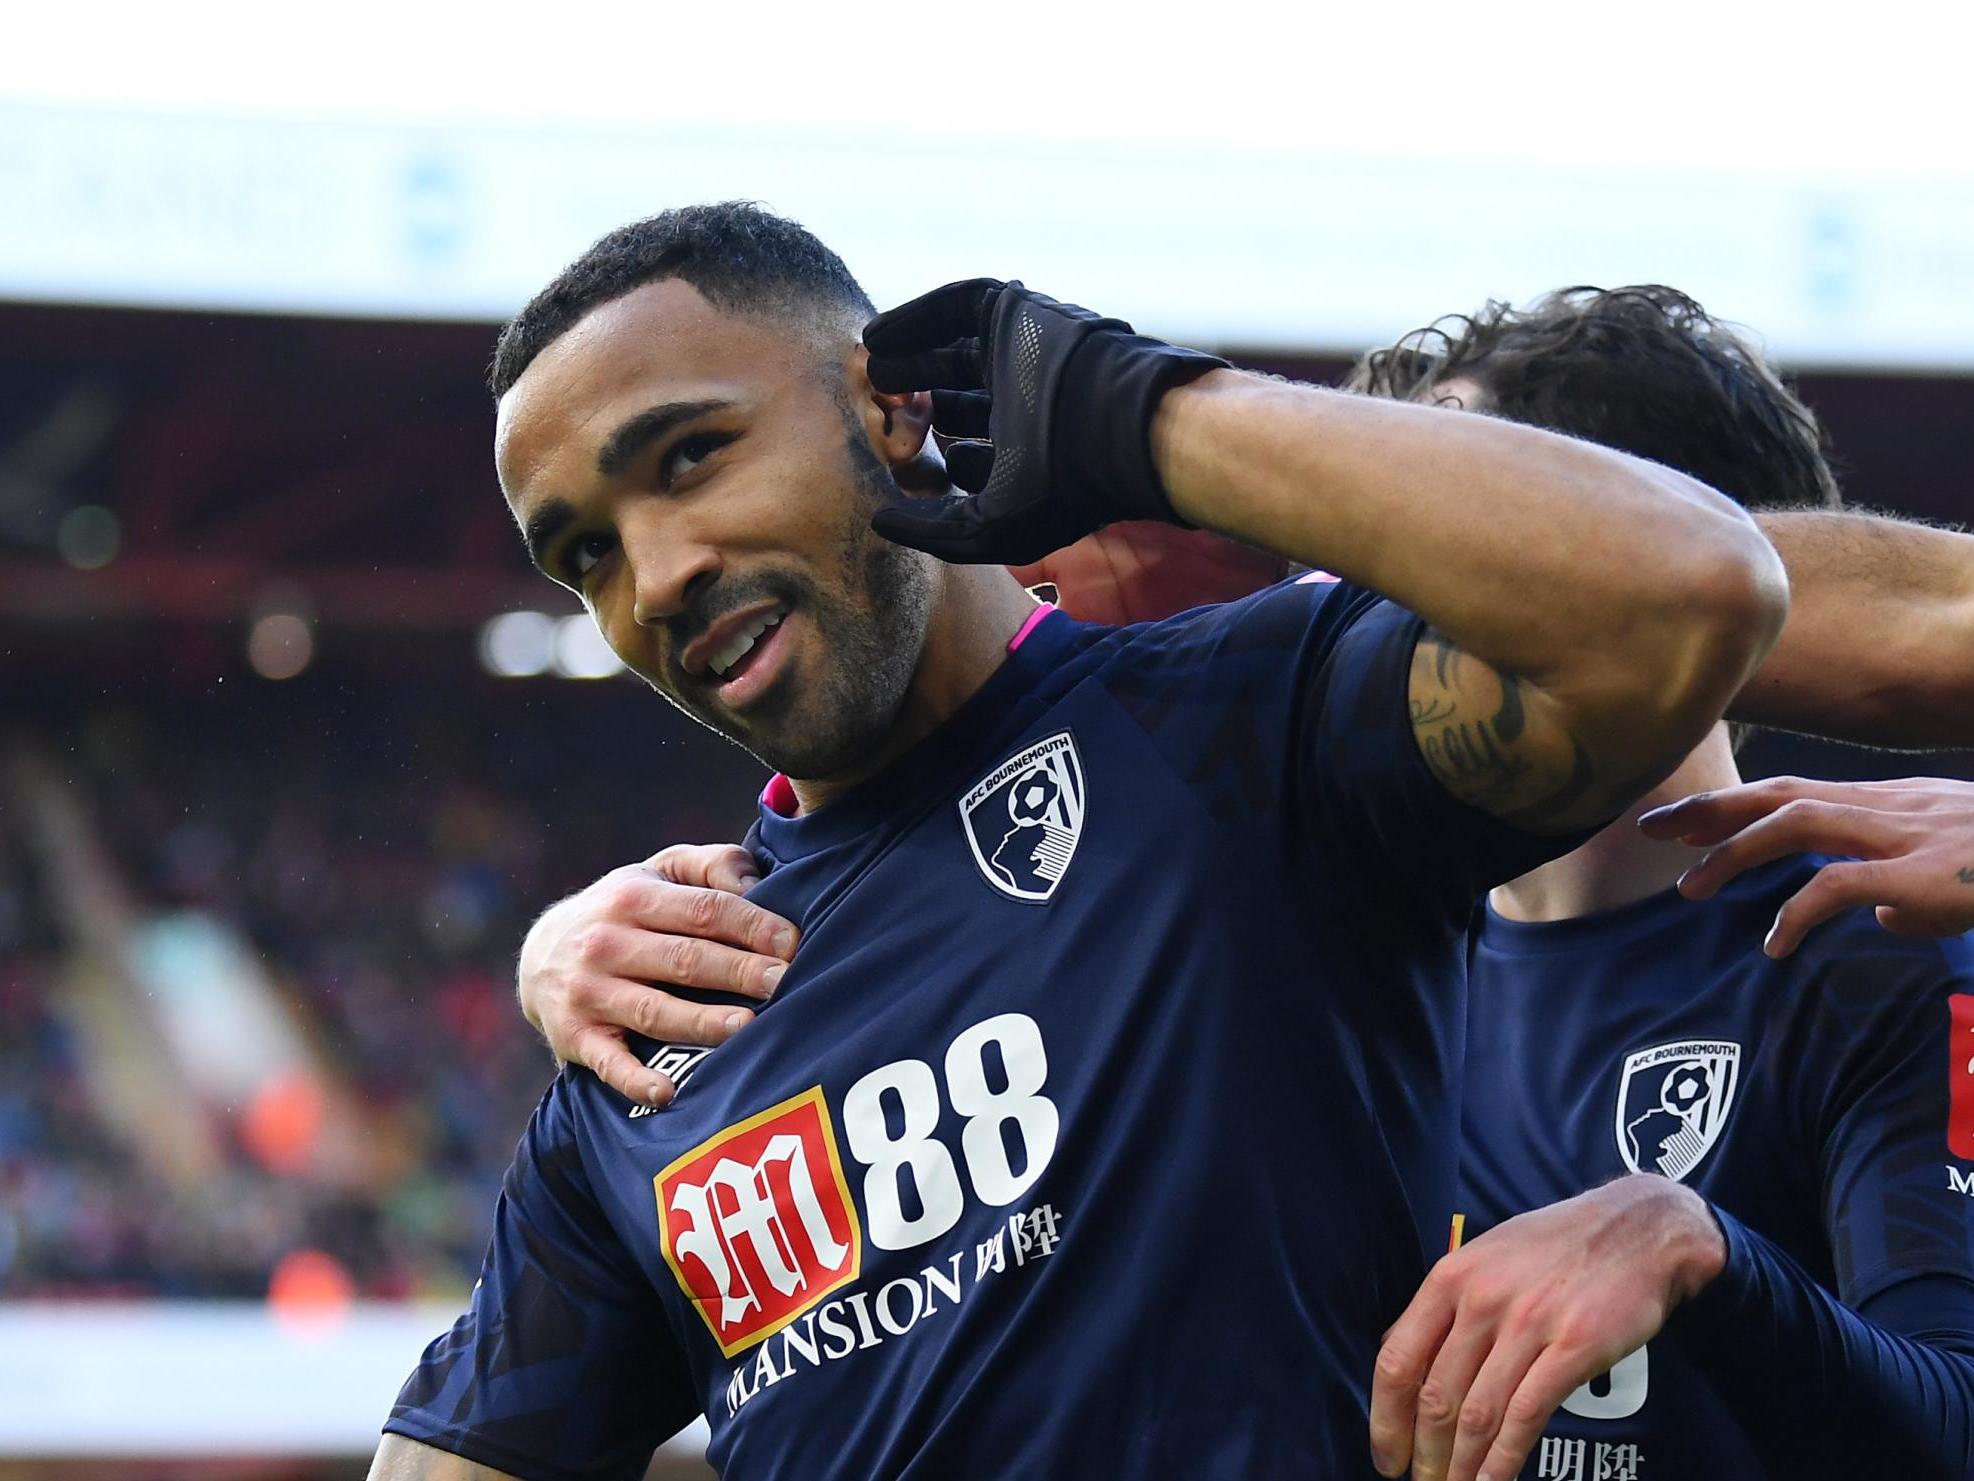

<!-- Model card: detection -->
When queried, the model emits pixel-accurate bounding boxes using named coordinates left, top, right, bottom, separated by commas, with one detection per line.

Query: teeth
left=709, top=609, right=785, bottom=678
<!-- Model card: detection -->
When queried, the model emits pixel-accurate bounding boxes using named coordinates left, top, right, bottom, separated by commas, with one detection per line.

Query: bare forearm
left=1151, top=372, right=1787, bottom=830
left=1735, top=509, right=1974, bottom=746
left=1151, top=372, right=1783, bottom=698
left=369, top=1435, right=524, bottom=1481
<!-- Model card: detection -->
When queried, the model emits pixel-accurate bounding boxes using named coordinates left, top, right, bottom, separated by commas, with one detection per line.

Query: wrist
left=1059, top=336, right=1229, bottom=525
left=1659, top=1180, right=1729, bottom=1302
left=1147, top=366, right=1247, bottom=528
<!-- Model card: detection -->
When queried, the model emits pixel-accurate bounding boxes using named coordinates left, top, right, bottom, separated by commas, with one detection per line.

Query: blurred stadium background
left=3, top=3, right=1972, bottom=1476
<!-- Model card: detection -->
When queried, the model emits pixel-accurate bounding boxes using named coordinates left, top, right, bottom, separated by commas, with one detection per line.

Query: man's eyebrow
left=596, top=398, right=734, bottom=478
left=521, top=500, right=577, bottom=574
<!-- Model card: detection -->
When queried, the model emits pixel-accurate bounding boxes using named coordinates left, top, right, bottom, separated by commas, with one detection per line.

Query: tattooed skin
left=1958, top=867, right=1974, bottom=886
left=1408, top=629, right=1603, bottom=832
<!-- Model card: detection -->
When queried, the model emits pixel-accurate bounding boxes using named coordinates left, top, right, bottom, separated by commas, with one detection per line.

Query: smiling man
left=370, top=204, right=1781, bottom=1480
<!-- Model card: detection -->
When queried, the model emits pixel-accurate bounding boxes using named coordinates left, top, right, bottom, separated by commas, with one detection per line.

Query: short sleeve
left=1804, top=945, right=1974, bottom=1309
left=385, top=1078, right=697, bottom=1481
left=1296, top=589, right=1589, bottom=915
left=1107, top=577, right=1585, bottom=925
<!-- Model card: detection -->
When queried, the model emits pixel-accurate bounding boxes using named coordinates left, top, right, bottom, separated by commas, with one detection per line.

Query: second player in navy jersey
left=370, top=208, right=1786, bottom=1481
left=1355, top=289, right=1974, bottom=1481
left=1460, top=856, right=1974, bottom=1479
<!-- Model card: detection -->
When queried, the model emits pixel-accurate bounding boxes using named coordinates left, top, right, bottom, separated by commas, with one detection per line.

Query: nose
left=624, top=517, right=722, bottom=627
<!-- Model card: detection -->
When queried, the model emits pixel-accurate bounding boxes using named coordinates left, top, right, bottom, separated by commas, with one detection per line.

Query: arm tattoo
left=1957, top=867, right=1974, bottom=886
left=1409, top=629, right=1599, bottom=830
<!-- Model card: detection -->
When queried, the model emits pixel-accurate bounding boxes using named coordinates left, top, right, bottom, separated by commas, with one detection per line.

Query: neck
left=789, top=564, right=1039, bottom=814
left=1489, top=728, right=1741, bottom=923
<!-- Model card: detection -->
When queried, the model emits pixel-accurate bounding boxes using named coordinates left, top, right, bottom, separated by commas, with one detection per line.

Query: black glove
left=862, top=278, right=1228, bottom=564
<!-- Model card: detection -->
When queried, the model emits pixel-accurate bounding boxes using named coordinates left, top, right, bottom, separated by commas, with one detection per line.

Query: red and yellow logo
left=1950, top=995, right=1974, bottom=1161
left=656, top=1087, right=863, bottom=1356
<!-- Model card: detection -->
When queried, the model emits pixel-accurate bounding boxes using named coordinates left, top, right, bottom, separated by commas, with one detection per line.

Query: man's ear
left=849, top=344, right=938, bottom=482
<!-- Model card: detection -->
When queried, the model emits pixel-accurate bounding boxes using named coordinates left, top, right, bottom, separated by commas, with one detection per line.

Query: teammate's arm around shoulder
left=368, top=1435, right=526, bottom=1481
left=1152, top=374, right=1790, bottom=832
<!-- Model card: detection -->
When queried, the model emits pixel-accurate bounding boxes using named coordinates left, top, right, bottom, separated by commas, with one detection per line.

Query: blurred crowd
left=0, top=674, right=760, bottom=1302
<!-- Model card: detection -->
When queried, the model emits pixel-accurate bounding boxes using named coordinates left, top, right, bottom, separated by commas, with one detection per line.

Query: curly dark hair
left=1345, top=285, right=1841, bottom=512
left=489, top=201, right=874, bottom=400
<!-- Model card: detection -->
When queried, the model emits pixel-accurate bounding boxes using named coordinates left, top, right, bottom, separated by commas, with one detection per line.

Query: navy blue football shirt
left=1460, top=855, right=1974, bottom=1480
left=389, top=579, right=1576, bottom=1479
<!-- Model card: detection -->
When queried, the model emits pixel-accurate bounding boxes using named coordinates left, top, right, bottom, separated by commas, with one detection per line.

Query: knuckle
left=631, top=992, right=665, bottom=1036
left=600, top=879, right=647, bottom=918
left=1374, top=1344, right=1420, bottom=1389
left=1415, top=1380, right=1459, bottom=1426
left=1825, top=859, right=1878, bottom=890
left=1504, top=1389, right=1552, bottom=1427
left=569, top=924, right=616, bottom=969
left=683, top=887, right=721, bottom=934
left=660, top=935, right=703, bottom=981
left=1456, top=1398, right=1498, bottom=1437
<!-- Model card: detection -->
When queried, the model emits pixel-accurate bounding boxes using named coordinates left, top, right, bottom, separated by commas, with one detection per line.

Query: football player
left=371, top=206, right=1784, bottom=1481
left=1355, top=291, right=1974, bottom=1481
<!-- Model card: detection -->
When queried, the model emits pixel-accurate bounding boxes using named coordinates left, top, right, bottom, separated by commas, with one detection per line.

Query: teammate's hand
left=1640, top=775, right=1974, bottom=956
left=863, top=278, right=1228, bottom=565
left=1368, top=1175, right=1725, bottom=1481
left=517, top=844, right=798, bottom=1108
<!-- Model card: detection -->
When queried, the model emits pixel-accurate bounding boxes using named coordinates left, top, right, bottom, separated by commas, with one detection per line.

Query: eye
left=661, top=431, right=733, bottom=486
left=565, top=532, right=616, bottom=580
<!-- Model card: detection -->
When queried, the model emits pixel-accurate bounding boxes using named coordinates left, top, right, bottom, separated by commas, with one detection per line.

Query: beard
left=647, top=422, right=938, bottom=781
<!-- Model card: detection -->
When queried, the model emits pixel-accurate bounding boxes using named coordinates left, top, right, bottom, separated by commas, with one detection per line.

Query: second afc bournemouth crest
left=1615, top=1039, right=1741, bottom=1182
left=959, top=732, right=1086, bottom=903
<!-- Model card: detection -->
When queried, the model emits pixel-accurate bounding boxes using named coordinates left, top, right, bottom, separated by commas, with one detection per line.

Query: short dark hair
left=1345, top=285, right=1841, bottom=512
left=489, top=201, right=875, bottom=399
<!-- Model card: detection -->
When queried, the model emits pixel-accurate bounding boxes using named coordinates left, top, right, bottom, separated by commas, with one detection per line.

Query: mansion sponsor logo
left=1949, top=994, right=1974, bottom=1159
left=722, top=1201, right=1064, bottom=1418
left=655, top=1087, right=862, bottom=1357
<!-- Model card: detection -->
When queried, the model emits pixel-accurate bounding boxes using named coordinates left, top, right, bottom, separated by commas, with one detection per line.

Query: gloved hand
left=862, top=278, right=1228, bottom=564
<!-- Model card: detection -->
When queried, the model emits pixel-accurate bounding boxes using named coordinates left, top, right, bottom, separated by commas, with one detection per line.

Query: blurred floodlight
left=478, top=610, right=558, bottom=677
left=55, top=505, right=120, bottom=569
left=553, top=615, right=624, bottom=679
left=247, top=612, right=314, bottom=680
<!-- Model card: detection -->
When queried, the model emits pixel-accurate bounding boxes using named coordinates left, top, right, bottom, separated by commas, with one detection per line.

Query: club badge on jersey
left=959, top=731, right=1086, bottom=903
left=1614, top=1040, right=1742, bottom=1182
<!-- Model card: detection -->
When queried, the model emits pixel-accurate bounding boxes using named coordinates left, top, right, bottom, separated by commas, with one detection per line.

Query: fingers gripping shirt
left=388, top=579, right=1584, bottom=1481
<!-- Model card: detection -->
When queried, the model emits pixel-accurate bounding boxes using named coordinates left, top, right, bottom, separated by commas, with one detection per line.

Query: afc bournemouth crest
left=1615, top=1040, right=1741, bottom=1183
left=959, top=731, right=1086, bottom=904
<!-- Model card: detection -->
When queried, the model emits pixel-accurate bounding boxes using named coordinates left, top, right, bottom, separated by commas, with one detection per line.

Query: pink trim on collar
left=760, top=772, right=799, bottom=817
left=1008, top=602, right=1057, bottom=651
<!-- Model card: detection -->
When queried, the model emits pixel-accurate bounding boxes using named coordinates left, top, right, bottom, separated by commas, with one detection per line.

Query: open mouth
left=707, top=606, right=785, bottom=680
